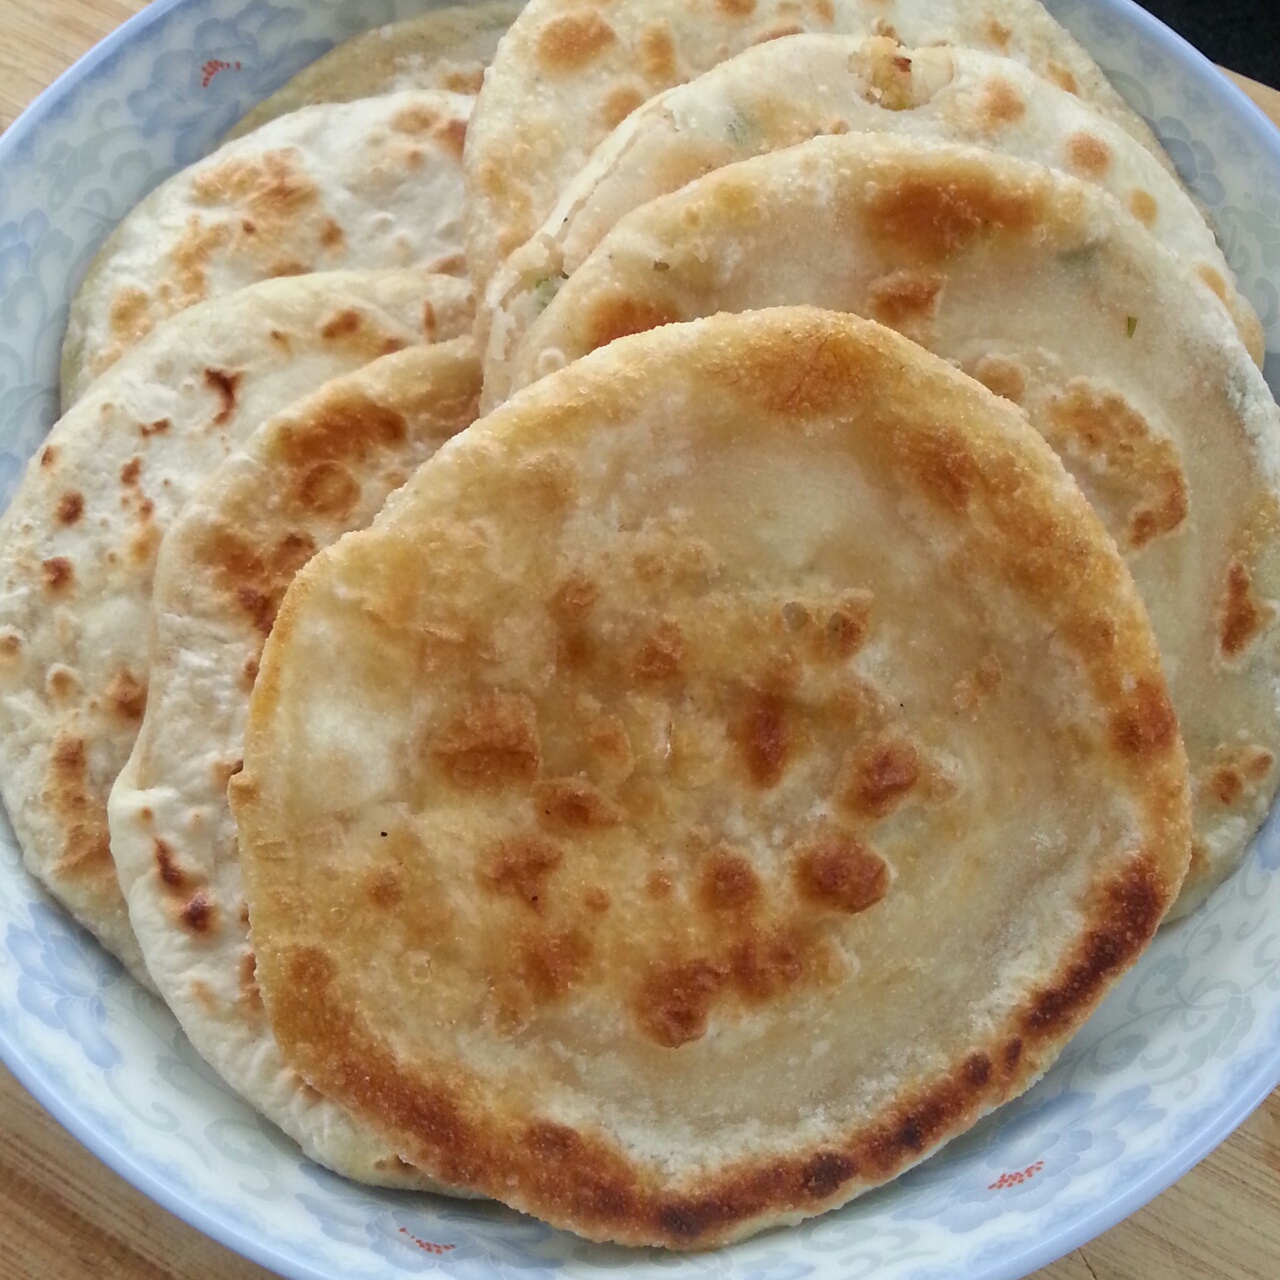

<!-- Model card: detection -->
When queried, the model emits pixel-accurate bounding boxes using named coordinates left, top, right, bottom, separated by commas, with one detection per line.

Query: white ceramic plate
left=1, top=2, right=1278, bottom=1277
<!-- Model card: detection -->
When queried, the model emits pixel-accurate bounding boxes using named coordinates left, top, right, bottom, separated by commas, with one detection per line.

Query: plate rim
left=0, top=0, right=1278, bottom=1277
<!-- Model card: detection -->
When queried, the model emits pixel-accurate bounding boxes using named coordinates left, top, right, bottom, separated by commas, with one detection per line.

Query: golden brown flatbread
left=232, top=308, right=1190, bottom=1247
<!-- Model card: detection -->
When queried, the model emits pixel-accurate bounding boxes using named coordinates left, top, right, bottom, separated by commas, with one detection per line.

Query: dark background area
left=1139, top=0, right=1280, bottom=87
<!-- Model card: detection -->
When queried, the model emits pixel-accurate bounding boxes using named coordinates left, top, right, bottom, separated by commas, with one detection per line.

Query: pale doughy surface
left=109, top=340, right=480, bottom=1186
left=505, top=134, right=1280, bottom=917
left=232, top=309, right=1190, bottom=1247
left=483, top=35, right=1260, bottom=408
left=226, top=2, right=523, bottom=140
left=63, top=90, right=473, bottom=406
left=464, top=0, right=1174, bottom=304
left=0, top=271, right=472, bottom=982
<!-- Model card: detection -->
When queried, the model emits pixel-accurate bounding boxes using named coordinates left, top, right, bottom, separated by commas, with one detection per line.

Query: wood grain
left=0, top=3, right=1278, bottom=1279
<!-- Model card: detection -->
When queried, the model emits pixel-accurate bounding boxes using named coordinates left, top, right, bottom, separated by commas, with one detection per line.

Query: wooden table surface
left=1, top=3, right=1279, bottom=1278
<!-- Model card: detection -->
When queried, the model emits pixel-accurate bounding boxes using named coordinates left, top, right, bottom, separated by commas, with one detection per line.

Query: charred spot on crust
left=635, top=958, right=724, bottom=1047
left=154, top=837, right=188, bottom=890
left=698, top=851, right=762, bottom=913
left=983, top=15, right=1013, bottom=48
left=898, top=428, right=979, bottom=511
left=39, top=444, right=58, bottom=468
left=736, top=690, right=791, bottom=788
left=534, top=777, right=623, bottom=831
left=1109, top=677, right=1178, bottom=759
left=434, top=116, right=469, bottom=161
left=1196, top=264, right=1228, bottom=301
left=1065, top=131, right=1113, bottom=178
left=866, top=270, right=944, bottom=339
left=204, top=368, right=242, bottom=425
left=1205, top=744, right=1273, bottom=808
left=585, top=293, right=681, bottom=354
left=1043, top=379, right=1188, bottom=549
left=1219, top=558, right=1275, bottom=659
left=1046, top=61, right=1079, bottom=94
left=639, top=25, right=677, bottom=83
left=198, top=524, right=316, bottom=636
left=320, top=309, right=362, bottom=339
left=392, top=103, right=441, bottom=134
left=975, top=76, right=1026, bottom=129
left=862, top=167, right=1047, bottom=261
left=549, top=573, right=599, bottom=621
left=367, top=866, right=405, bottom=909
left=42, top=557, right=74, bottom=591
left=800, top=1150, right=856, bottom=1200
left=432, top=690, right=541, bottom=790
left=105, top=669, right=146, bottom=721
left=536, top=11, right=617, bottom=71
left=55, top=491, right=85, bottom=526
left=295, top=461, right=361, bottom=519
left=181, top=892, right=216, bottom=933
left=46, top=734, right=111, bottom=879
left=841, top=732, right=920, bottom=818
left=120, top=457, right=142, bottom=486
left=602, top=84, right=647, bottom=129
left=794, top=834, right=890, bottom=914
left=1128, top=189, right=1158, bottom=227
left=516, top=927, right=591, bottom=1001
left=480, top=835, right=563, bottom=911
left=727, top=925, right=816, bottom=1002
left=276, top=389, right=407, bottom=474
left=822, top=593, right=873, bottom=658
left=968, top=353, right=1027, bottom=404
left=140, top=417, right=170, bottom=438
left=633, top=620, right=684, bottom=682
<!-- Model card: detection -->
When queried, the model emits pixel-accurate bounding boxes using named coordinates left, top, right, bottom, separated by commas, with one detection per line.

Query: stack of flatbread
left=0, top=0, right=1276, bottom=1251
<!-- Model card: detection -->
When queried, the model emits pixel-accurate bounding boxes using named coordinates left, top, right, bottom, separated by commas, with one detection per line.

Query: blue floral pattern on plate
left=0, top=1, right=1279, bottom=1278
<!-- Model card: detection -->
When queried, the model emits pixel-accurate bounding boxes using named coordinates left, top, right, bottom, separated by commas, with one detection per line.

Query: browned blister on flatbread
left=232, top=310, right=1190, bottom=1247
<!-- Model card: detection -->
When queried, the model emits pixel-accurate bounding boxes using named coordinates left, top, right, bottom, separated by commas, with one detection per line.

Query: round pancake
left=231, top=308, right=1190, bottom=1247
left=482, top=35, right=1261, bottom=409
left=504, top=134, right=1280, bottom=918
left=63, top=89, right=472, bottom=406
left=108, top=341, right=481, bottom=1186
left=464, top=0, right=1174, bottom=304
left=0, top=271, right=472, bottom=983
left=226, top=2, right=523, bottom=140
